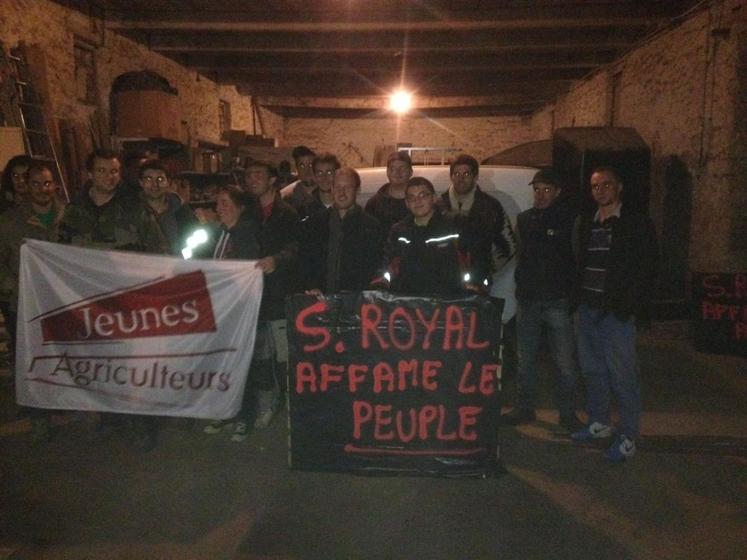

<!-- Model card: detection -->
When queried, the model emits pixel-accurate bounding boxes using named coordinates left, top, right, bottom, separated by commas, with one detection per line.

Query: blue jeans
left=516, top=298, right=578, bottom=417
left=575, top=304, right=641, bottom=438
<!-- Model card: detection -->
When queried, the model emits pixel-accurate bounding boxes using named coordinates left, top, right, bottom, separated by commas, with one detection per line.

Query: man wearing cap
left=502, top=169, right=582, bottom=432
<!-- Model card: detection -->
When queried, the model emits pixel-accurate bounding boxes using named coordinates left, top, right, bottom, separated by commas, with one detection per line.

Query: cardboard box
left=114, top=90, right=182, bottom=142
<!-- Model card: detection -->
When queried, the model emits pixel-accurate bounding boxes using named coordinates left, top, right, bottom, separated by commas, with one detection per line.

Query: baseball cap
left=528, top=168, right=562, bottom=187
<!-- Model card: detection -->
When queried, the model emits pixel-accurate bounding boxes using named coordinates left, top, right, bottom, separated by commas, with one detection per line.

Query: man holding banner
left=57, top=149, right=169, bottom=450
left=0, top=161, right=66, bottom=441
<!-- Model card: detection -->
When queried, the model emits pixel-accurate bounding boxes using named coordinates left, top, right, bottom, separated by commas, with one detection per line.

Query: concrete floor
left=1, top=322, right=746, bottom=560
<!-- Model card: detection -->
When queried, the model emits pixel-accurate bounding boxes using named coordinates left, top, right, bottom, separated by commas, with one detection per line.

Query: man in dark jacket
left=571, top=166, right=658, bottom=463
left=303, top=167, right=384, bottom=293
left=240, top=160, right=300, bottom=436
left=378, top=177, right=482, bottom=296
left=438, top=154, right=515, bottom=285
left=364, top=150, right=412, bottom=235
left=502, top=169, right=581, bottom=432
left=139, top=161, right=198, bottom=255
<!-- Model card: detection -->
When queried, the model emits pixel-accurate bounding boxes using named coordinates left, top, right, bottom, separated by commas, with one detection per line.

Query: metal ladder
left=1, top=42, right=69, bottom=201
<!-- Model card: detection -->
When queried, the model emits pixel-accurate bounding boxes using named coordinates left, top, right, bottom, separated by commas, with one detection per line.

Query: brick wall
left=532, top=0, right=746, bottom=277
left=1, top=0, right=260, bottom=153
left=281, top=114, right=537, bottom=167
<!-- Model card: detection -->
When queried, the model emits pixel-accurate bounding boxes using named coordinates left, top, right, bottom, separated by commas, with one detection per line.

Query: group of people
left=0, top=144, right=657, bottom=462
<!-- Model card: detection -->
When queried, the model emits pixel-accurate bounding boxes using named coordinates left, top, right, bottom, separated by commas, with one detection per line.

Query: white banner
left=15, top=240, right=263, bottom=419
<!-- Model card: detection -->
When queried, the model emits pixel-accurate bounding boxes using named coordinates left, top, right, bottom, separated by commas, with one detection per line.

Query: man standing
left=300, top=153, right=340, bottom=219
left=237, top=160, right=299, bottom=438
left=571, top=166, right=658, bottom=462
left=304, top=167, right=384, bottom=293
left=0, top=162, right=65, bottom=440
left=438, top=154, right=515, bottom=283
left=280, top=145, right=316, bottom=211
left=59, top=149, right=167, bottom=450
left=139, top=161, right=197, bottom=255
left=502, top=169, right=581, bottom=432
left=365, top=151, right=413, bottom=234
left=379, top=177, right=480, bottom=296
left=439, top=154, right=517, bottom=374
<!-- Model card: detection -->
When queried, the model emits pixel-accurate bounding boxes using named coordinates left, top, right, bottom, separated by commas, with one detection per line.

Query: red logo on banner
left=40, top=271, right=217, bottom=342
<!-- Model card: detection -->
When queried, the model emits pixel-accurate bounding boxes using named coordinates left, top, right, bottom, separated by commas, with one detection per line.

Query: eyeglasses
left=142, top=176, right=168, bottom=185
left=315, top=169, right=335, bottom=177
left=452, top=171, right=473, bottom=179
left=406, top=191, right=433, bottom=202
left=297, top=162, right=313, bottom=170
left=591, top=181, right=617, bottom=192
left=30, top=180, right=53, bottom=188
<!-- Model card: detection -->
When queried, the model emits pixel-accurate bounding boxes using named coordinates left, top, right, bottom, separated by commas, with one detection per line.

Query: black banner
left=692, top=273, right=747, bottom=357
left=286, top=291, right=504, bottom=478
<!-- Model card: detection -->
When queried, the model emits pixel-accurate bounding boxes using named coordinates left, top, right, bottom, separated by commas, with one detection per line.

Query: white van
left=357, top=165, right=539, bottom=323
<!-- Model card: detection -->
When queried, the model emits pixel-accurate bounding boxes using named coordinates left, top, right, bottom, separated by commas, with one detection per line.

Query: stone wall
left=1, top=0, right=260, bottom=152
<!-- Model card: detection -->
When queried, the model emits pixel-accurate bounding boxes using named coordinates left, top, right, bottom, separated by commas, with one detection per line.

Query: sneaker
left=559, top=413, right=585, bottom=433
left=231, top=421, right=250, bottom=442
left=204, top=419, right=232, bottom=435
left=254, top=408, right=275, bottom=429
left=605, top=435, right=636, bottom=463
left=571, top=421, right=613, bottom=441
left=501, top=408, right=536, bottom=426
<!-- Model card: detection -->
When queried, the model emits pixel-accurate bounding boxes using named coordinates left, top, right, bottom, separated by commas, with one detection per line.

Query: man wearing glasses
left=377, top=177, right=479, bottom=296
left=0, top=162, right=67, bottom=441
left=280, top=145, right=317, bottom=212
left=300, top=152, right=340, bottom=220
left=502, top=169, right=582, bottom=432
left=439, top=154, right=515, bottom=283
left=139, top=161, right=197, bottom=255
left=571, top=166, right=658, bottom=463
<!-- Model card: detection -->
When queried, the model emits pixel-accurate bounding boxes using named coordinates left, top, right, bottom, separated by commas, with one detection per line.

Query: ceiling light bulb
left=390, top=90, right=412, bottom=114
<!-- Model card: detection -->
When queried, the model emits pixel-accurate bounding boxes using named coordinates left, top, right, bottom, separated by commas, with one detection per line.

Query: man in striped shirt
left=571, top=166, right=658, bottom=463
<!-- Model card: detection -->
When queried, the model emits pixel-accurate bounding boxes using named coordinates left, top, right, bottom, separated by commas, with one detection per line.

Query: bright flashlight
left=390, top=90, right=412, bottom=114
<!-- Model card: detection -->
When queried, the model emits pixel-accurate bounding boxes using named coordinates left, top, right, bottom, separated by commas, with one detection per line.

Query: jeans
left=516, top=298, right=578, bottom=417
left=237, top=321, right=278, bottom=423
left=575, top=304, right=641, bottom=438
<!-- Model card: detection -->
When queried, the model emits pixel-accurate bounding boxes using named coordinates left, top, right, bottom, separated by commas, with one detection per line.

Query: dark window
left=74, top=41, right=96, bottom=104
left=219, top=100, right=231, bottom=137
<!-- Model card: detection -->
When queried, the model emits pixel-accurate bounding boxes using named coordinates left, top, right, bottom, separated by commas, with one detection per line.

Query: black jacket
left=438, top=186, right=515, bottom=283
left=211, top=216, right=261, bottom=261
left=302, top=205, right=384, bottom=292
left=245, top=193, right=301, bottom=320
left=383, top=212, right=468, bottom=296
left=364, top=183, right=409, bottom=236
left=574, top=206, right=658, bottom=323
left=515, top=200, right=577, bottom=301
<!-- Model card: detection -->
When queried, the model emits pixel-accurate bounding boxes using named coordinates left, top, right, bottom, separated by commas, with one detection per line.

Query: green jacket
left=59, top=188, right=167, bottom=254
left=0, top=201, right=66, bottom=310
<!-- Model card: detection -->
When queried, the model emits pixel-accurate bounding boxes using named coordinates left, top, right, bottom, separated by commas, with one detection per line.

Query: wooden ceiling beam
left=256, top=94, right=551, bottom=110
left=108, top=16, right=664, bottom=33
left=178, top=49, right=616, bottom=68
left=139, top=28, right=640, bottom=53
